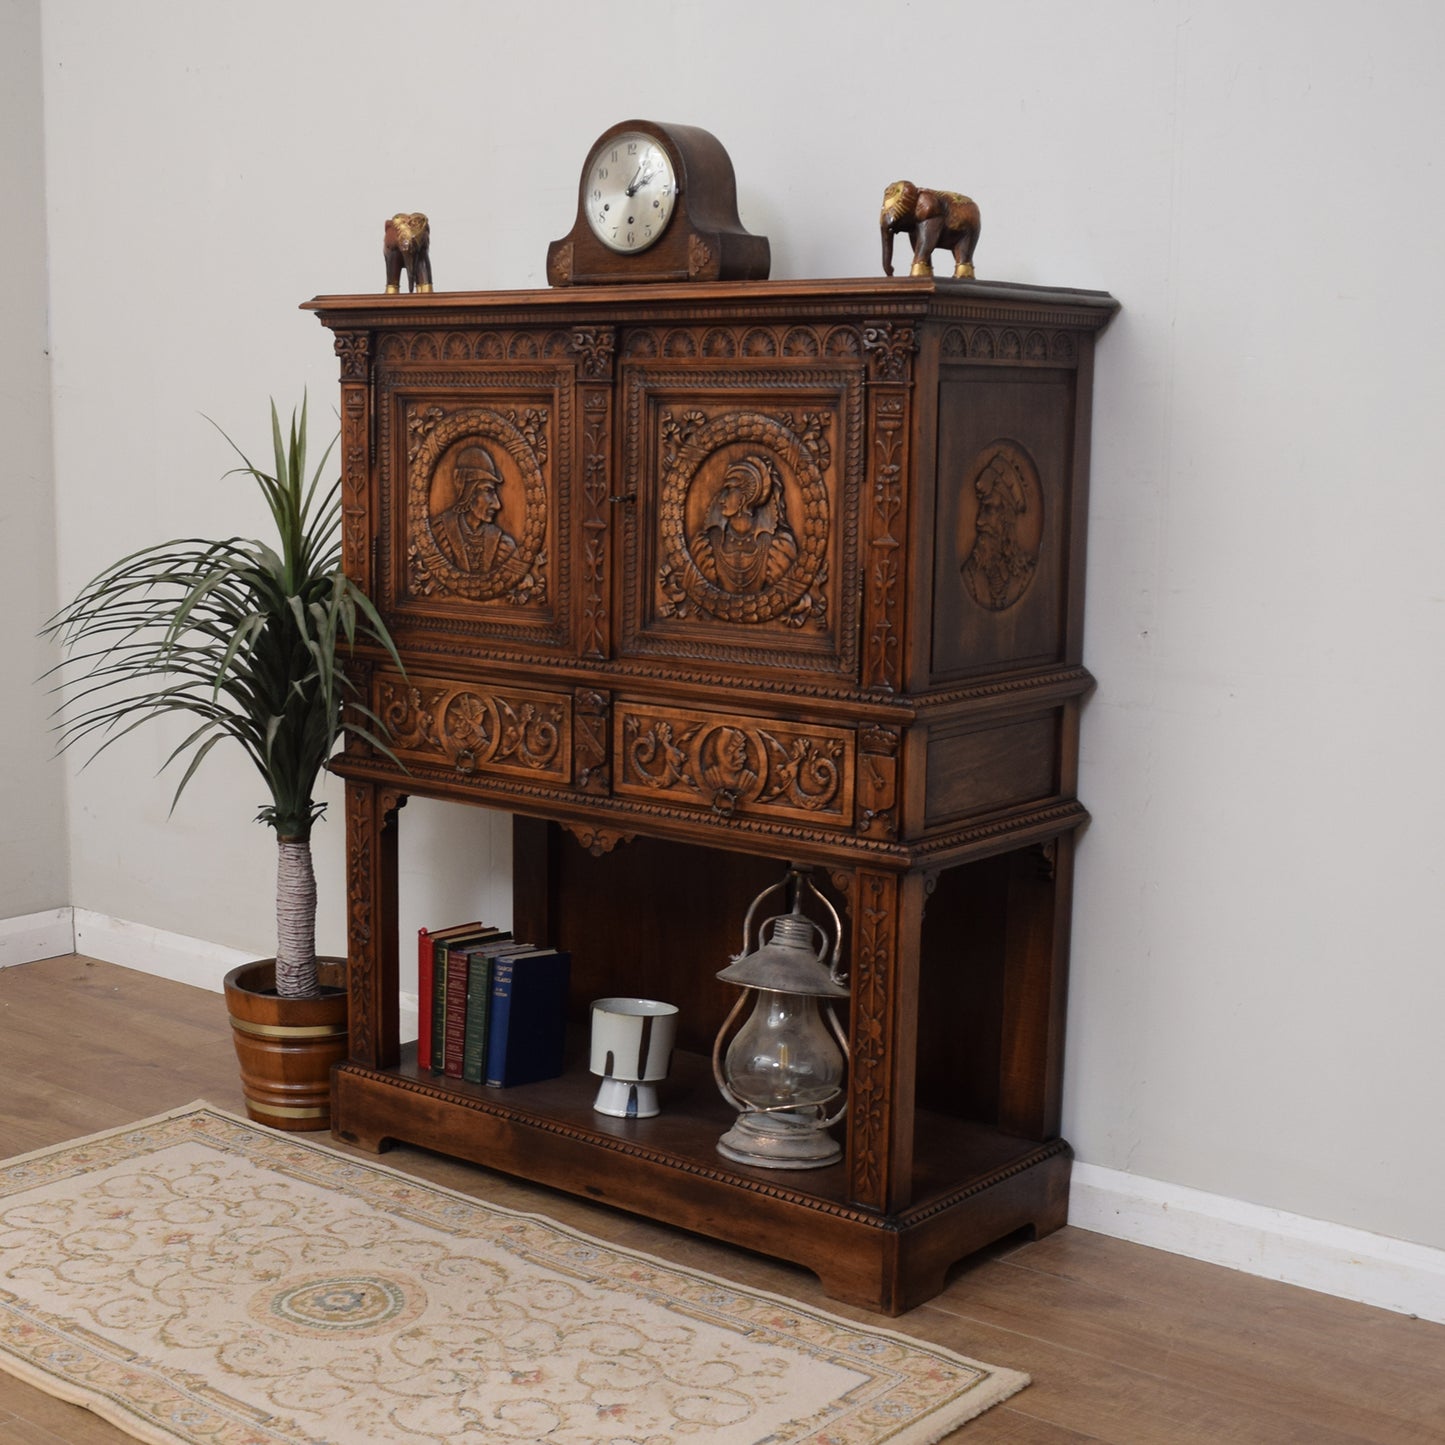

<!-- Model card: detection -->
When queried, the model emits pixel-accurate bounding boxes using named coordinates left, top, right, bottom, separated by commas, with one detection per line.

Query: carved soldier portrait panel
left=406, top=403, right=550, bottom=608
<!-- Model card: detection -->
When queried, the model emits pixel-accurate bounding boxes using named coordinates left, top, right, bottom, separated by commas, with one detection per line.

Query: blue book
left=460, top=938, right=533, bottom=1084
left=484, top=948, right=571, bottom=1088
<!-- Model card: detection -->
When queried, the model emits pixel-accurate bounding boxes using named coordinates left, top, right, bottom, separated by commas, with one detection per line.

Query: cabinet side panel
left=930, top=370, right=1075, bottom=680
left=923, top=713, right=1060, bottom=826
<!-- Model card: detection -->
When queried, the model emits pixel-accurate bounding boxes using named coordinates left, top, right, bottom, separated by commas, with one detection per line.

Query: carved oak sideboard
left=306, top=276, right=1117, bottom=1314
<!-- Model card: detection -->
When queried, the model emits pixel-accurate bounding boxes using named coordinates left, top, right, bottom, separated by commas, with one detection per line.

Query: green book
left=461, top=938, right=532, bottom=1084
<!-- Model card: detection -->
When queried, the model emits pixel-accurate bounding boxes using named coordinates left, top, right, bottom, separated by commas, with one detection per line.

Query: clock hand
left=625, top=164, right=661, bottom=198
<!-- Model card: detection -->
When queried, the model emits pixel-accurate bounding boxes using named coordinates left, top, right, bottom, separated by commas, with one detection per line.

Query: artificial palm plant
left=45, top=398, right=398, bottom=999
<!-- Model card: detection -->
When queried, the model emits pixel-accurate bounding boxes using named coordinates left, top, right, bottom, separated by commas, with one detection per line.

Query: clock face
left=584, top=132, right=677, bottom=253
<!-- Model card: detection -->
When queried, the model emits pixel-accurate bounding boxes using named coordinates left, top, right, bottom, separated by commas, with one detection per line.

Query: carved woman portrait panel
left=690, top=453, right=799, bottom=595
left=657, top=409, right=830, bottom=629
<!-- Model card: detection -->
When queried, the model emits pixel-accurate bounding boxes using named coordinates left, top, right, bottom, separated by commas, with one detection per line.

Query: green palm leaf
left=42, top=398, right=403, bottom=998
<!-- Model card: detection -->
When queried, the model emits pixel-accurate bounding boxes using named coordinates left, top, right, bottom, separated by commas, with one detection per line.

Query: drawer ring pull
left=455, top=749, right=477, bottom=774
left=711, top=787, right=740, bottom=817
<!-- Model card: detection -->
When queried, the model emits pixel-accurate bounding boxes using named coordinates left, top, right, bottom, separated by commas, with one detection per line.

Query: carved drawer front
left=374, top=670, right=572, bottom=786
left=613, top=700, right=855, bottom=831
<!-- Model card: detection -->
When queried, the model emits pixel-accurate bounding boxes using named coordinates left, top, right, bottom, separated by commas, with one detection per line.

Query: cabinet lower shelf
left=331, top=1045, right=1072, bottom=1315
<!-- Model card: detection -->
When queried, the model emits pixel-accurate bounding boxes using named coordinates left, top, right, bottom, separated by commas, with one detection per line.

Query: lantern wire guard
left=712, top=864, right=850, bottom=1169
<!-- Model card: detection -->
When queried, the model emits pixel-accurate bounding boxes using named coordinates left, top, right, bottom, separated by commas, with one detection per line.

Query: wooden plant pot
left=223, top=958, right=347, bottom=1132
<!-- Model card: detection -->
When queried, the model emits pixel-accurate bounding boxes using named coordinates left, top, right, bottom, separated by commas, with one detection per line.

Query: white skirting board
left=72, top=908, right=253, bottom=992
left=1069, top=1162, right=1445, bottom=1325
left=3, top=908, right=1442, bottom=1324
left=0, top=908, right=75, bottom=969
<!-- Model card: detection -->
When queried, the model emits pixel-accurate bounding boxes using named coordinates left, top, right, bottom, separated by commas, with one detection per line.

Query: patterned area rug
left=0, top=1103, right=1027, bottom=1444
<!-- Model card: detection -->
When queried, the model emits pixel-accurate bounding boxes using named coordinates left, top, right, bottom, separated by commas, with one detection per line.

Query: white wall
left=26, top=0, right=1445, bottom=1256
left=0, top=0, right=68, bottom=922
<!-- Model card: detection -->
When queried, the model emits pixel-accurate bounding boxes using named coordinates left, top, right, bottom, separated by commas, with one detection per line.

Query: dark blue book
left=460, top=938, right=533, bottom=1084
left=484, top=948, right=571, bottom=1088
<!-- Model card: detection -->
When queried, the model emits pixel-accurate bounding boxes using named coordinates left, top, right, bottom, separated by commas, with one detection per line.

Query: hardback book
left=416, top=921, right=482, bottom=1071
left=431, top=925, right=506, bottom=1072
left=460, top=938, right=534, bottom=1084
left=484, top=948, right=572, bottom=1088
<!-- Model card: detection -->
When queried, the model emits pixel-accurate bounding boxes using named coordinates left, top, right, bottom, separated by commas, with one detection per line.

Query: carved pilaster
left=579, top=387, right=613, bottom=660
left=860, top=322, right=914, bottom=694
left=571, top=326, right=616, bottom=661
left=863, top=393, right=908, bottom=692
left=574, top=688, right=611, bottom=794
left=846, top=867, right=923, bottom=1214
left=856, top=725, right=901, bottom=840
left=847, top=869, right=900, bottom=1211
left=342, top=658, right=375, bottom=757
left=345, top=780, right=406, bottom=1070
left=336, top=335, right=372, bottom=588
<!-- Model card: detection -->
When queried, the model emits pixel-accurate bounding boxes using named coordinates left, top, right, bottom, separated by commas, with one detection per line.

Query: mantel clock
left=547, top=119, right=770, bottom=286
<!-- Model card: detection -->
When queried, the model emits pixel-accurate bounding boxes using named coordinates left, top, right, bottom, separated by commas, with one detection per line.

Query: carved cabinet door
left=370, top=327, right=584, bottom=659
left=612, top=323, right=867, bottom=683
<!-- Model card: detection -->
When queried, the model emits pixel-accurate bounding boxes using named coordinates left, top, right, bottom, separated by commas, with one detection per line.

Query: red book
left=416, top=922, right=481, bottom=1070
left=442, top=949, right=471, bottom=1079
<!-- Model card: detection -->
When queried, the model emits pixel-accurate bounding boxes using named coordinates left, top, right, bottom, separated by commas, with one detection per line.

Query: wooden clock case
left=306, top=274, right=1117, bottom=1313
left=546, top=119, right=770, bottom=286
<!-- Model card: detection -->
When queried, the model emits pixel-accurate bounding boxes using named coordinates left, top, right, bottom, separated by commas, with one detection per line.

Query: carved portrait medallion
left=407, top=405, right=549, bottom=605
left=656, top=410, right=830, bottom=629
left=957, top=442, right=1044, bottom=612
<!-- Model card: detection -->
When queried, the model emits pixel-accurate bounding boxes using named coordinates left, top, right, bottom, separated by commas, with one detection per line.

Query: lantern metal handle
left=736, top=864, right=846, bottom=986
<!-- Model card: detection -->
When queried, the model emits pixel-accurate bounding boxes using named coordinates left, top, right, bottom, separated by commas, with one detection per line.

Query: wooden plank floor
left=1, top=955, right=1441, bottom=1444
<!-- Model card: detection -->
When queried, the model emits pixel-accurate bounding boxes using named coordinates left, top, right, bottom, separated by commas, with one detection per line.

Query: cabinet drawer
left=613, top=700, right=855, bottom=830
left=375, top=671, right=572, bottom=785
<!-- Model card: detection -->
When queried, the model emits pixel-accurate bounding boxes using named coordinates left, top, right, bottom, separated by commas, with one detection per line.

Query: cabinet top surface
left=303, top=276, right=1119, bottom=328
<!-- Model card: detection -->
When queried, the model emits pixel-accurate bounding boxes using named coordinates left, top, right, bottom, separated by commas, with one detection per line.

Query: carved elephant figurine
left=880, top=181, right=980, bottom=279
left=383, top=212, right=433, bottom=294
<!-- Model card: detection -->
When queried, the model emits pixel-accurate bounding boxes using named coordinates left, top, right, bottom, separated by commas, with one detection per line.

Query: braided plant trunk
left=274, top=835, right=320, bottom=998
